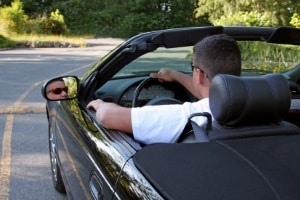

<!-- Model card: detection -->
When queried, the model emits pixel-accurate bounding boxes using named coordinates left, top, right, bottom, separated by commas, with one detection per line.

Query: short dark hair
left=193, top=34, right=241, bottom=79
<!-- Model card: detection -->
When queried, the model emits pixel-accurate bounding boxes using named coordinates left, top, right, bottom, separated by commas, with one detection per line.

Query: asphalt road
left=0, top=38, right=124, bottom=200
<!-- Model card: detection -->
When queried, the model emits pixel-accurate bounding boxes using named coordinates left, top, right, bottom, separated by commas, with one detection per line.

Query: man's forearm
left=173, top=72, right=199, bottom=98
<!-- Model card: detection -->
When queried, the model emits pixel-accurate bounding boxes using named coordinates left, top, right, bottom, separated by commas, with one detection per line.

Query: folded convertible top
left=133, top=135, right=300, bottom=200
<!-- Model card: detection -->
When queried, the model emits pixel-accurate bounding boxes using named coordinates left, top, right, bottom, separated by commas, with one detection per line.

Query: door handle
left=89, top=171, right=103, bottom=200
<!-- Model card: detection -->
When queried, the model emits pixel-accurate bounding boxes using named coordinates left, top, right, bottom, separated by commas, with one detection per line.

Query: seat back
left=186, top=73, right=300, bottom=142
left=209, top=73, right=300, bottom=140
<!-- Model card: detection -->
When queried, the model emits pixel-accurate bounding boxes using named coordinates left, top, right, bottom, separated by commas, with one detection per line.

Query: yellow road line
left=0, top=114, right=13, bottom=199
left=0, top=105, right=46, bottom=114
left=0, top=81, right=44, bottom=199
left=0, top=61, right=92, bottom=198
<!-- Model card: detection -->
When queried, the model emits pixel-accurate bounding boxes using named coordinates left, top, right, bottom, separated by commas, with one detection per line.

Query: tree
left=113, top=0, right=202, bottom=37
left=0, top=0, right=28, bottom=34
left=1, top=0, right=207, bottom=37
left=195, top=0, right=300, bottom=27
left=44, top=0, right=203, bottom=37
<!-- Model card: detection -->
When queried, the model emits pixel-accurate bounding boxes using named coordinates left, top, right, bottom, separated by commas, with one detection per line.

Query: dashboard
left=93, top=77, right=195, bottom=107
left=121, top=84, right=175, bottom=101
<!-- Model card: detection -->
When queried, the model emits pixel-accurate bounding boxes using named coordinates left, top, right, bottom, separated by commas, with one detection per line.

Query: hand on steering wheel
left=132, top=77, right=182, bottom=107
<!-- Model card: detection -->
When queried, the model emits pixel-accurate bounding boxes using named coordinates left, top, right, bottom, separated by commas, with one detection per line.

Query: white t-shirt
left=131, top=98, right=211, bottom=144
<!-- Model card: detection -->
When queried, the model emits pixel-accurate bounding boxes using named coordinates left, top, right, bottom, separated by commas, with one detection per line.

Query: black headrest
left=209, top=74, right=291, bottom=126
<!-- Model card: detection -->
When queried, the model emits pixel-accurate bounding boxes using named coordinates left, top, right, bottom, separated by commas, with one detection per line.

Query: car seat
left=184, top=73, right=300, bottom=142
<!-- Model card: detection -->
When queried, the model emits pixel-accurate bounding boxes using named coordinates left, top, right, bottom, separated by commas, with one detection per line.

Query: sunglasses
left=190, top=63, right=209, bottom=78
left=48, top=87, right=68, bottom=95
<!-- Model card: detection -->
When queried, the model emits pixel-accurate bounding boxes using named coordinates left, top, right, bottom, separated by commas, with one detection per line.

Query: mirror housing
left=42, top=76, right=79, bottom=101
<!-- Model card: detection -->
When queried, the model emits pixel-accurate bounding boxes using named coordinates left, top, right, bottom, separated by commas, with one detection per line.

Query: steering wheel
left=132, top=77, right=182, bottom=107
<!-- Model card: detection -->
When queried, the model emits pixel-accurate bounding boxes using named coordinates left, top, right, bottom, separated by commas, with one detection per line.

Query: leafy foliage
left=195, top=0, right=300, bottom=27
left=239, top=41, right=300, bottom=74
left=0, top=0, right=299, bottom=37
left=0, top=34, right=16, bottom=48
left=0, top=0, right=68, bottom=35
left=0, top=0, right=28, bottom=34
left=41, top=9, right=68, bottom=34
left=1, top=0, right=203, bottom=37
left=290, top=13, right=300, bottom=28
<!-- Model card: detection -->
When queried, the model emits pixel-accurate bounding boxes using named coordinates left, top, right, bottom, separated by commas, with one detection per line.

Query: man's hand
left=150, top=68, right=177, bottom=82
left=151, top=67, right=200, bottom=99
left=87, top=99, right=133, bottom=133
left=87, top=99, right=104, bottom=111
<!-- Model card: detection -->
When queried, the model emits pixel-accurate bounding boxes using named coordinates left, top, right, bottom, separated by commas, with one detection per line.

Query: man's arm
left=87, top=99, right=133, bottom=134
left=150, top=68, right=200, bottom=98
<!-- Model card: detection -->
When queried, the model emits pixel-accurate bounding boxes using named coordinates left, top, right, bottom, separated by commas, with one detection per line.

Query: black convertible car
left=42, top=26, right=300, bottom=199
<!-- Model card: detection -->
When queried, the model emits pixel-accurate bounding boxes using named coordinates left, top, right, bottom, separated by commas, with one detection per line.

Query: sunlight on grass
left=0, top=33, right=96, bottom=48
left=13, top=34, right=88, bottom=46
left=239, top=41, right=300, bottom=74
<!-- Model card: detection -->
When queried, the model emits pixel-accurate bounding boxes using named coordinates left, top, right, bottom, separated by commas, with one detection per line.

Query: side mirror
left=42, top=76, right=79, bottom=101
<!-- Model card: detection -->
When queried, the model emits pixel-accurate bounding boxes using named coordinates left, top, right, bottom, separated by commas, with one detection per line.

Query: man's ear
left=198, top=69, right=206, bottom=84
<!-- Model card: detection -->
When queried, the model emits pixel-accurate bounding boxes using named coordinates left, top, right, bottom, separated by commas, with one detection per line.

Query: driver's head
left=192, top=34, right=241, bottom=80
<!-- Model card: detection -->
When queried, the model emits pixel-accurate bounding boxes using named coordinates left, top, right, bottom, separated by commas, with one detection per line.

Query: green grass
left=239, top=41, right=300, bottom=74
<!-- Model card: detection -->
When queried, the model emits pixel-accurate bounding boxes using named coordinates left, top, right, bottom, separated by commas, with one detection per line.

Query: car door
left=55, top=100, right=120, bottom=199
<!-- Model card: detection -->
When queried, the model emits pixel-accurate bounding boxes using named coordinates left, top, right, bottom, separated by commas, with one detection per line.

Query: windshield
left=113, top=46, right=193, bottom=78
left=113, top=41, right=300, bottom=79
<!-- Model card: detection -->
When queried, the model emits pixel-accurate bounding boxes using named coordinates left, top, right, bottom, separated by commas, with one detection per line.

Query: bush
left=30, top=10, right=69, bottom=35
left=239, top=41, right=300, bottom=74
left=0, top=34, right=16, bottom=48
left=0, top=1, right=68, bottom=35
left=46, top=0, right=201, bottom=37
left=290, top=13, right=300, bottom=28
left=32, top=18, right=68, bottom=35
left=0, top=0, right=28, bottom=34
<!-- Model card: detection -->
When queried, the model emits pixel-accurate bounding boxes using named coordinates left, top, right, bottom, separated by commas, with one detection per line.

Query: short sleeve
left=131, top=98, right=210, bottom=144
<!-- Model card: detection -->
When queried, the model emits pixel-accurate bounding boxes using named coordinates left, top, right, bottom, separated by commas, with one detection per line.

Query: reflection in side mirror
left=42, top=76, right=79, bottom=101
